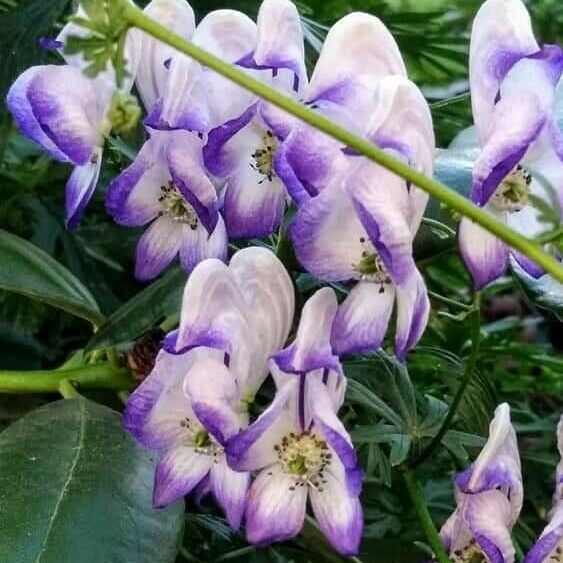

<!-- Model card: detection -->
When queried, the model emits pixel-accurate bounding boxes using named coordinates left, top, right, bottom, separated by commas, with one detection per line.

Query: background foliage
left=0, top=0, right=562, bottom=562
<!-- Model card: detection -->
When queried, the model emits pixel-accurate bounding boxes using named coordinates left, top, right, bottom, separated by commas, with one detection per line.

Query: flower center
left=250, top=130, right=277, bottom=183
left=490, top=165, right=531, bottom=213
left=547, top=540, right=562, bottom=562
left=274, top=431, right=332, bottom=489
left=158, top=182, right=199, bottom=229
left=353, top=237, right=392, bottom=291
left=452, top=539, right=489, bottom=563
left=179, top=416, right=220, bottom=456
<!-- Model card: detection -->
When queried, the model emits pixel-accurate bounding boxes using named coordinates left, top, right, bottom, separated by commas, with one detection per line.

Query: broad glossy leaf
left=0, top=229, right=104, bottom=326
left=0, top=398, right=184, bottom=563
left=86, top=266, right=186, bottom=351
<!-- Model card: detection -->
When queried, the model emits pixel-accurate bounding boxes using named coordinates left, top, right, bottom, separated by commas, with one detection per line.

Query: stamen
left=452, top=538, right=489, bottom=563
left=490, top=165, right=532, bottom=213
left=158, top=181, right=199, bottom=229
left=352, top=237, right=392, bottom=290
left=250, top=130, right=277, bottom=184
left=179, top=416, right=221, bottom=456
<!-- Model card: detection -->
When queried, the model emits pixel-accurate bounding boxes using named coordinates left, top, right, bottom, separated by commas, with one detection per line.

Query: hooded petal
left=331, top=280, right=395, bottom=356
left=289, top=183, right=365, bottom=281
left=471, top=46, right=563, bottom=207
left=307, top=12, right=406, bottom=117
left=272, top=287, right=341, bottom=375
left=459, top=211, right=510, bottom=290
left=210, top=459, right=250, bottom=530
left=182, top=355, right=242, bottom=444
left=523, top=503, right=563, bottom=563
left=166, top=258, right=249, bottom=357
left=134, top=217, right=183, bottom=281
left=105, top=139, right=165, bottom=227
left=153, top=445, right=212, bottom=508
left=226, top=378, right=299, bottom=471
left=245, top=465, right=308, bottom=546
left=178, top=216, right=228, bottom=273
left=310, top=460, right=363, bottom=556
left=455, top=403, right=523, bottom=521
left=229, top=247, right=295, bottom=392
left=239, top=0, right=306, bottom=91
left=8, top=65, right=108, bottom=165
left=131, top=0, right=196, bottom=111
left=469, top=0, right=539, bottom=144
left=65, top=149, right=102, bottom=230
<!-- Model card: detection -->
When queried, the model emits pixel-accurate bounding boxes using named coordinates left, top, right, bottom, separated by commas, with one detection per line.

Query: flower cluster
left=123, top=247, right=362, bottom=555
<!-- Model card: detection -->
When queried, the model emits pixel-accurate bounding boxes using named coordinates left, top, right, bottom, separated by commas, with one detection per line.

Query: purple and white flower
left=124, top=247, right=295, bottom=528
left=106, top=8, right=258, bottom=280
left=459, top=0, right=563, bottom=289
left=523, top=416, right=563, bottom=563
left=226, top=288, right=363, bottom=556
left=438, top=403, right=523, bottom=563
left=202, top=0, right=307, bottom=238
left=273, top=11, right=407, bottom=205
left=290, top=76, right=434, bottom=359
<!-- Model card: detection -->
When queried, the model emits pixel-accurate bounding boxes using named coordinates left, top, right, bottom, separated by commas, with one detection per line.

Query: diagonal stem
left=410, top=292, right=482, bottom=468
left=115, top=0, right=563, bottom=282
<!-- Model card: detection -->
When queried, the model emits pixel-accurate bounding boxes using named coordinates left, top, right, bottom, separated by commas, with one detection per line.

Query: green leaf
left=0, top=0, right=71, bottom=124
left=85, top=266, right=186, bottom=351
left=0, top=229, right=104, bottom=326
left=0, top=398, right=184, bottom=563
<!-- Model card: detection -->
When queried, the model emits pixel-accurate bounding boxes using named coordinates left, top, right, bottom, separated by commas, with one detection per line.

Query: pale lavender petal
left=132, top=0, right=196, bottom=111
left=245, top=465, right=307, bottom=546
left=25, top=65, right=108, bottom=164
left=272, top=287, right=341, bottom=375
left=470, top=0, right=539, bottom=144
left=210, top=459, right=250, bottom=531
left=165, top=130, right=219, bottom=233
left=332, top=281, right=395, bottom=356
left=65, top=149, right=102, bottom=231
left=182, top=356, right=241, bottom=444
left=310, top=464, right=363, bottom=556
left=106, top=140, right=165, bottom=227
left=472, top=45, right=563, bottom=206
left=289, top=184, right=364, bottom=282
left=459, top=211, right=510, bottom=290
left=178, top=216, right=228, bottom=274
left=394, top=268, right=430, bottom=361
left=153, top=445, right=212, bottom=508
left=135, top=217, right=183, bottom=281
left=223, top=162, right=287, bottom=238
left=6, top=66, right=69, bottom=162
left=523, top=503, right=563, bottom=563
left=226, top=379, right=299, bottom=471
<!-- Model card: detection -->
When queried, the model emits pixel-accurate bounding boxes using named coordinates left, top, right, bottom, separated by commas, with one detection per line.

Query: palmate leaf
left=0, top=0, right=72, bottom=124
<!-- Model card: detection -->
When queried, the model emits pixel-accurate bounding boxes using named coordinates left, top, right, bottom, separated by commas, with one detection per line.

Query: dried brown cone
left=126, top=328, right=165, bottom=383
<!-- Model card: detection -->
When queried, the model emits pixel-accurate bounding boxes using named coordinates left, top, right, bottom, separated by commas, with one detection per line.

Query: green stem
left=536, top=225, right=563, bottom=245
left=0, top=363, right=133, bottom=394
left=58, top=378, right=80, bottom=399
left=421, top=217, right=456, bottom=238
left=411, top=293, right=482, bottom=467
left=402, top=469, right=451, bottom=563
left=117, top=0, right=563, bottom=282
left=428, top=290, right=472, bottom=312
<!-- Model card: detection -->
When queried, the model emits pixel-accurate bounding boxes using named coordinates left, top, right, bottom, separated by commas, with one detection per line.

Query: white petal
left=178, top=215, right=228, bottom=273
left=210, top=459, right=250, bottom=530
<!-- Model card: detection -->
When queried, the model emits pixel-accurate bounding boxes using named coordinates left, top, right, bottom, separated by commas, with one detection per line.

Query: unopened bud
left=109, top=91, right=141, bottom=134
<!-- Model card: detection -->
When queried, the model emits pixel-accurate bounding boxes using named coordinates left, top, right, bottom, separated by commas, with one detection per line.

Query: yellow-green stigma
left=193, top=429, right=211, bottom=448
left=490, top=165, right=531, bottom=212
left=274, top=431, right=332, bottom=489
left=179, top=417, right=220, bottom=457
left=250, top=130, right=277, bottom=183
left=452, top=539, right=489, bottom=563
left=158, top=181, right=199, bottom=229
left=353, top=237, right=391, bottom=290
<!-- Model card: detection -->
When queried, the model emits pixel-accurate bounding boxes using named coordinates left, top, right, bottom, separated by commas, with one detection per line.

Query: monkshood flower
left=523, top=416, right=563, bottom=563
left=226, top=288, right=363, bottom=556
left=290, top=76, right=434, bottom=359
left=106, top=9, right=258, bottom=280
left=459, top=0, right=563, bottom=289
left=438, top=403, right=523, bottom=563
left=202, top=0, right=307, bottom=238
left=124, top=247, right=295, bottom=528
left=273, top=11, right=407, bottom=205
